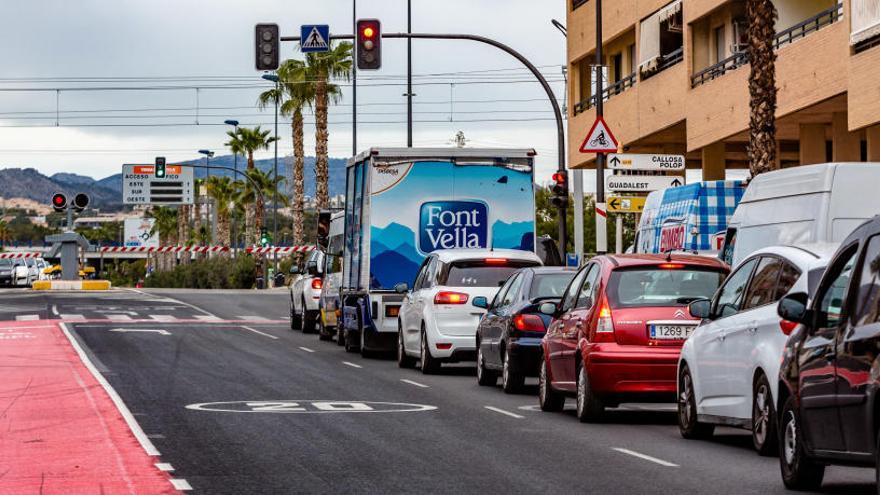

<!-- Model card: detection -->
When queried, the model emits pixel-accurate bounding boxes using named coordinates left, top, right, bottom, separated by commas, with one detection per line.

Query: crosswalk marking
left=238, top=316, right=271, bottom=321
left=107, top=314, right=133, bottom=321
left=60, top=314, right=86, bottom=320
left=149, top=315, right=177, bottom=322
left=15, top=314, right=39, bottom=321
left=194, top=315, right=222, bottom=321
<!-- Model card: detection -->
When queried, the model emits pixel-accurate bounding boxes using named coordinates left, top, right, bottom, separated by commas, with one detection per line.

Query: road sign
left=301, top=25, right=330, bottom=53
left=606, top=174, right=684, bottom=193
left=607, top=196, right=647, bottom=213
left=122, top=164, right=194, bottom=205
left=608, top=153, right=685, bottom=172
left=124, top=218, right=159, bottom=247
left=580, top=116, right=618, bottom=153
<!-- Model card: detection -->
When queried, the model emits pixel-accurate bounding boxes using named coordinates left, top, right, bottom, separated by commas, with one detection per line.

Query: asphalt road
left=1, top=288, right=875, bottom=494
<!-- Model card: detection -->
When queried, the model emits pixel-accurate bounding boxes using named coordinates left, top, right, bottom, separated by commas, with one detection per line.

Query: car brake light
left=591, top=299, right=616, bottom=342
left=484, top=258, right=508, bottom=265
left=434, top=291, right=468, bottom=304
left=658, top=263, right=685, bottom=269
left=436, top=343, right=452, bottom=350
left=311, top=278, right=323, bottom=289
left=779, top=320, right=798, bottom=335
left=513, top=313, right=546, bottom=332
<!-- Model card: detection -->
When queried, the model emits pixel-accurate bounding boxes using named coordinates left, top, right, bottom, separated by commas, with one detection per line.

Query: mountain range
left=0, top=155, right=348, bottom=211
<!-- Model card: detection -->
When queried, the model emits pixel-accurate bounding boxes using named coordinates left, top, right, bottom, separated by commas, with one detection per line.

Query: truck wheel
left=419, top=329, right=441, bottom=374
left=336, top=324, right=345, bottom=346
left=360, top=328, right=373, bottom=358
left=318, top=318, right=332, bottom=341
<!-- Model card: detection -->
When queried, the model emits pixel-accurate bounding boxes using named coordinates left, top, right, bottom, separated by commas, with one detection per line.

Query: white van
left=719, top=163, right=880, bottom=266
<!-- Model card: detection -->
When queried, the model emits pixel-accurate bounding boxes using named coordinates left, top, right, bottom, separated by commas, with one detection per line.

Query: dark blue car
left=473, top=267, right=576, bottom=393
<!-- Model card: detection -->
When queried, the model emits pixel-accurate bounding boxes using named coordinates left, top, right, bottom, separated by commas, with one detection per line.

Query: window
left=608, top=266, right=726, bottom=309
left=720, top=228, right=737, bottom=266
left=640, top=0, right=683, bottom=77
left=743, top=257, right=783, bottom=310
left=502, top=274, right=524, bottom=307
left=714, top=258, right=758, bottom=318
left=492, top=275, right=516, bottom=308
left=440, top=260, right=538, bottom=288
left=413, top=259, right=431, bottom=290
left=612, top=53, right=623, bottom=83
left=713, top=25, right=726, bottom=64
left=775, top=262, right=801, bottom=300
left=817, top=247, right=858, bottom=330
left=561, top=266, right=590, bottom=312
left=529, top=273, right=577, bottom=300
left=855, top=235, right=880, bottom=326
left=576, top=265, right=601, bottom=309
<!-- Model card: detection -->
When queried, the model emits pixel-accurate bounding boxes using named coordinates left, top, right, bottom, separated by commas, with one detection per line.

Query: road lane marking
left=50, top=305, right=59, bottom=316
left=400, top=379, right=429, bottom=388
left=60, top=314, right=86, bottom=320
left=148, top=314, right=178, bottom=322
left=194, top=315, right=222, bottom=322
left=186, top=400, right=438, bottom=414
left=155, top=463, right=174, bottom=472
left=59, top=323, right=160, bottom=456
left=170, top=479, right=192, bottom=490
left=342, top=361, right=362, bottom=369
left=298, top=346, right=315, bottom=353
left=239, top=315, right=271, bottom=321
left=110, top=328, right=171, bottom=336
left=612, top=448, right=679, bottom=467
left=15, top=315, right=39, bottom=321
left=484, top=406, right=524, bottom=419
left=107, top=314, right=133, bottom=321
left=240, top=326, right=279, bottom=340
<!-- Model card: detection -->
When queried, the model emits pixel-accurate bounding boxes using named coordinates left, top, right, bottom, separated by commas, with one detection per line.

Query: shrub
left=144, top=256, right=256, bottom=289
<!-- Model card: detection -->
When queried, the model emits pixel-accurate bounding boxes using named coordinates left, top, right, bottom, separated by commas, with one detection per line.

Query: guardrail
left=691, top=51, right=749, bottom=87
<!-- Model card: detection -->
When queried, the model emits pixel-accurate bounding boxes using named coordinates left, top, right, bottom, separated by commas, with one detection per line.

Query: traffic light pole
left=279, top=31, right=568, bottom=255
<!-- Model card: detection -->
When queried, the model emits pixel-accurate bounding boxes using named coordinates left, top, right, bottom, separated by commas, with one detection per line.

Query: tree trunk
left=178, top=204, right=191, bottom=265
left=246, top=151, right=257, bottom=245
left=314, top=80, right=330, bottom=210
left=293, top=109, right=306, bottom=252
left=747, top=0, right=778, bottom=177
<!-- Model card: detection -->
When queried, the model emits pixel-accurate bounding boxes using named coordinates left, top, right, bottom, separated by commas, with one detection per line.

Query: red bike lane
left=0, top=320, right=179, bottom=494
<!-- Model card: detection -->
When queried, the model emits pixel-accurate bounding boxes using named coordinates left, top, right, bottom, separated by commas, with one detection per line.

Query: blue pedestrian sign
left=301, top=25, right=330, bottom=53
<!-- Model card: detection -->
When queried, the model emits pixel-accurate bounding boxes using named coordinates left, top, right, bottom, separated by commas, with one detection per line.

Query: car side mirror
left=539, top=302, right=558, bottom=316
left=472, top=296, right=489, bottom=309
left=393, top=282, right=409, bottom=294
left=778, top=292, right=811, bottom=325
left=306, top=260, right=320, bottom=276
left=688, top=298, right=712, bottom=319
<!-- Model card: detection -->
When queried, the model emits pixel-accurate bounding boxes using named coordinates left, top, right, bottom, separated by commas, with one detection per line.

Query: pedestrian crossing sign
left=301, top=25, right=330, bottom=53
left=580, top=116, right=619, bottom=153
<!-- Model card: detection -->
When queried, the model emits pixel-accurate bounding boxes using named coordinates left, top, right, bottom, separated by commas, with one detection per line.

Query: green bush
left=145, top=256, right=256, bottom=289
left=106, top=260, right=147, bottom=287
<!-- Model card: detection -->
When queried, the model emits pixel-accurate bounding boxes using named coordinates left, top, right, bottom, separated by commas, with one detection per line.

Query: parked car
left=0, top=259, right=21, bottom=287
left=289, top=249, right=324, bottom=333
left=720, top=162, right=880, bottom=267
left=775, top=216, right=880, bottom=490
left=677, top=244, right=834, bottom=455
left=474, top=267, right=576, bottom=393
left=538, top=254, right=728, bottom=422
left=396, top=249, right=542, bottom=374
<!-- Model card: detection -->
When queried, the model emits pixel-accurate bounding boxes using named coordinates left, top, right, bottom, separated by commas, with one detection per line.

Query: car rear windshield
left=0, top=260, right=14, bottom=266
left=440, top=260, right=539, bottom=288
left=529, top=273, right=576, bottom=300
left=607, top=266, right=726, bottom=309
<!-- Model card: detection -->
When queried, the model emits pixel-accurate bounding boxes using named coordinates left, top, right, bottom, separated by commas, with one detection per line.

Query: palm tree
left=225, top=126, right=279, bottom=243
left=148, top=206, right=179, bottom=271
left=205, top=175, right=237, bottom=248
left=747, top=0, right=778, bottom=176
left=178, top=204, right=192, bottom=264
left=0, top=220, right=11, bottom=248
left=258, top=58, right=315, bottom=251
left=305, top=42, right=352, bottom=209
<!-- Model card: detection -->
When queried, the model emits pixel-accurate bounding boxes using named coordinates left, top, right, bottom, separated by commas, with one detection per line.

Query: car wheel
left=336, top=323, right=345, bottom=347
left=289, top=302, right=301, bottom=331
left=538, top=359, right=565, bottom=412
left=779, top=395, right=825, bottom=490
left=476, top=344, right=498, bottom=386
left=575, top=363, right=604, bottom=422
left=301, top=299, right=316, bottom=333
left=678, top=365, right=715, bottom=439
left=397, top=326, right=416, bottom=368
left=501, top=350, right=524, bottom=394
left=419, top=329, right=441, bottom=375
left=752, top=374, right=778, bottom=456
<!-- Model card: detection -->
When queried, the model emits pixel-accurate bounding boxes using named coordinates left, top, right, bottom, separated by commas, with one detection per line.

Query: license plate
left=650, top=324, right=695, bottom=340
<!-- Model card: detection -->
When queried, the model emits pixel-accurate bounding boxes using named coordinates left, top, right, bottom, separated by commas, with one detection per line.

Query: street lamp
left=261, top=73, right=280, bottom=277
left=224, top=120, right=239, bottom=253
left=198, top=149, right=215, bottom=245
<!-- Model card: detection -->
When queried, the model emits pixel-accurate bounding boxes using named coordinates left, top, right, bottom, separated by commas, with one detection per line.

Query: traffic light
left=255, top=23, right=280, bottom=71
left=356, top=19, right=381, bottom=70
left=550, top=171, right=569, bottom=208
left=155, top=156, right=166, bottom=179
left=260, top=227, right=270, bottom=247
left=72, top=193, right=90, bottom=212
left=51, top=193, right=67, bottom=212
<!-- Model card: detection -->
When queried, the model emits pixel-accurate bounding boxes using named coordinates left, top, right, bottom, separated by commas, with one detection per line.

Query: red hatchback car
left=538, top=254, right=729, bottom=422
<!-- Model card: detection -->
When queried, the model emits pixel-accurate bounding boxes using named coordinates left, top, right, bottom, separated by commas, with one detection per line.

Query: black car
left=776, top=215, right=880, bottom=491
left=473, top=267, right=575, bottom=393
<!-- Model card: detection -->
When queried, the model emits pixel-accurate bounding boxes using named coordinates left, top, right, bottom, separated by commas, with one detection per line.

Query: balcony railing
left=691, top=4, right=843, bottom=88
left=573, top=72, right=637, bottom=114
left=641, top=47, right=685, bottom=81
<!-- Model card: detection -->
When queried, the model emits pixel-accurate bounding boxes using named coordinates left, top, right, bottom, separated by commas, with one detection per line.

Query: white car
left=289, top=249, right=325, bottom=333
left=396, top=249, right=542, bottom=374
left=677, top=244, right=834, bottom=455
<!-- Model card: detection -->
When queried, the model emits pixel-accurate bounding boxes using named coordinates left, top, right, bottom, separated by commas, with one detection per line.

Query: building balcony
left=573, top=73, right=637, bottom=114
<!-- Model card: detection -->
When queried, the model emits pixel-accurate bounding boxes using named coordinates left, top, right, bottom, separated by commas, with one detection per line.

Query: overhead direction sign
left=301, top=25, right=330, bottom=53
left=606, top=174, right=684, bottom=193
left=607, top=196, right=647, bottom=213
left=608, top=153, right=685, bottom=172
left=122, top=164, right=194, bottom=205
left=580, top=116, right=618, bottom=153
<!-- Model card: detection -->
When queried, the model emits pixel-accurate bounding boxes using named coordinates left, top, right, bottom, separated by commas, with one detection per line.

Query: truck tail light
left=513, top=313, right=546, bottom=332
left=311, top=278, right=323, bottom=290
left=434, top=291, right=468, bottom=305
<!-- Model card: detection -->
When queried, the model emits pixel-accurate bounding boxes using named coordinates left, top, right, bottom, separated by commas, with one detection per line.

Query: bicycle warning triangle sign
left=580, top=116, right=619, bottom=153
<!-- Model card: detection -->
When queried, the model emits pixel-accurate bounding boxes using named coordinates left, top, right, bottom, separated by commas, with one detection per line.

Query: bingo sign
left=419, top=201, right=487, bottom=253
left=659, top=223, right=686, bottom=253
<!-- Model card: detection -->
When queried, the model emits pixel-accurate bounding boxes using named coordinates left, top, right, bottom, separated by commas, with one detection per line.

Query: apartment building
left=567, top=0, right=880, bottom=178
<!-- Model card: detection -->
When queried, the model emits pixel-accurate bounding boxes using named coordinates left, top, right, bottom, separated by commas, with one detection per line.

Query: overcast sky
left=0, top=0, right=590, bottom=187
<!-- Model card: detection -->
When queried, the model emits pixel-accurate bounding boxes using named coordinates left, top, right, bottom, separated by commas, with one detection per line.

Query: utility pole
left=406, top=0, right=413, bottom=147
left=272, top=77, right=279, bottom=278
left=352, top=0, right=357, bottom=155
left=595, top=0, right=608, bottom=254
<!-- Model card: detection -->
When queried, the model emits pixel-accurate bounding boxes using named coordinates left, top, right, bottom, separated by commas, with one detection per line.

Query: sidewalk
left=0, top=320, right=178, bottom=494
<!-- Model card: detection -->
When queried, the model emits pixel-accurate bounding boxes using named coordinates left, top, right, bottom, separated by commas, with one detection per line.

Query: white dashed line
left=240, top=326, right=279, bottom=340
left=483, top=406, right=524, bottom=419
left=400, top=379, right=429, bottom=388
left=50, top=305, right=59, bottom=316
left=299, top=346, right=315, bottom=353
left=60, top=314, right=85, bottom=320
left=148, top=314, right=177, bottom=322
left=612, top=448, right=679, bottom=467
left=107, top=314, right=133, bottom=321
left=342, top=361, right=363, bottom=369
left=170, top=479, right=193, bottom=490
left=155, top=462, right=174, bottom=472
left=239, top=315, right=271, bottom=322
left=15, top=315, right=39, bottom=321
left=193, top=315, right=222, bottom=322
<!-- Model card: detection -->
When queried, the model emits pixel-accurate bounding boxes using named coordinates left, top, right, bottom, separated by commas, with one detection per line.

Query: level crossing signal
left=52, top=193, right=67, bottom=212
left=550, top=171, right=569, bottom=208
left=356, top=19, right=382, bottom=70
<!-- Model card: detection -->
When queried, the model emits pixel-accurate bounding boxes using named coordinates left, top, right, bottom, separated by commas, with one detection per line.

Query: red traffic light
left=362, top=26, right=375, bottom=39
left=356, top=19, right=382, bottom=70
left=52, top=193, right=67, bottom=210
left=552, top=172, right=567, bottom=184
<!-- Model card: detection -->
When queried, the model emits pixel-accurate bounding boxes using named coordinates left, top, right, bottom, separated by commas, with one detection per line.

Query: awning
left=852, top=0, right=880, bottom=45
left=659, top=0, right=683, bottom=24
left=638, top=0, right=681, bottom=73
